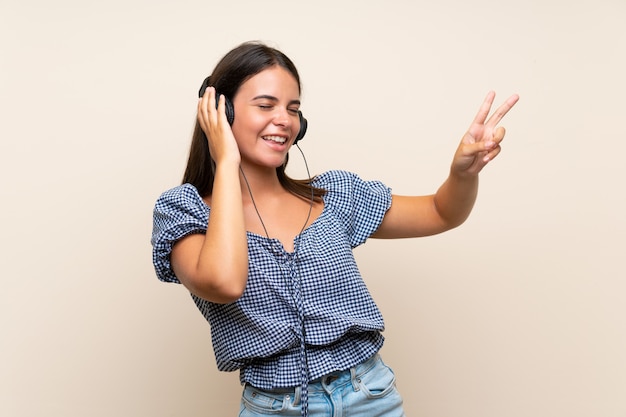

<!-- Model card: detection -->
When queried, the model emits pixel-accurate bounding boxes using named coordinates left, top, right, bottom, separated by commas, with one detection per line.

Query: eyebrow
left=251, top=95, right=301, bottom=106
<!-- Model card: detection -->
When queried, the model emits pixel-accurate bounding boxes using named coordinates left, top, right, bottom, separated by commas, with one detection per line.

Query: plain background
left=1, top=0, right=625, bottom=416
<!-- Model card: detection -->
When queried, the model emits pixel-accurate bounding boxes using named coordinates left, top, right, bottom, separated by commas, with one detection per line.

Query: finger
left=215, top=93, right=228, bottom=125
left=198, top=87, right=216, bottom=132
left=485, top=94, right=519, bottom=127
left=462, top=139, right=494, bottom=157
left=197, top=95, right=208, bottom=132
left=471, top=91, right=496, bottom=126
left=482, top=126, right=506, bottom=162
left=204, top=86, right=217, bottom=119
left=492, top=126, right=506, bottom=144
left=483, top=144, right=502, bottom=163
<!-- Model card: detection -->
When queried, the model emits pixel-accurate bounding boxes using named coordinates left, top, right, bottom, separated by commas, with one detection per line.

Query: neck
left=238, top=164, right=285, bottom=201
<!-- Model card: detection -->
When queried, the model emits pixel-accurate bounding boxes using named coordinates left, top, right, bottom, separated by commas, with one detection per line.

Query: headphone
left=199, top=76, right=308, bottom=144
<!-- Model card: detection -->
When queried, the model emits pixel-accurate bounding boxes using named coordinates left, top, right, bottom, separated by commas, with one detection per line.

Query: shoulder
left=312, top=171, right=392, bottom=246
left=154, top=183, right=206, bottom=215
left=313, top=170, right=391, bottom=197
left=156, top=183, right=203, bottom=205
left=151, top=184, right=208, bottom=273
left=313, top=170, right=366, bottom=189
left=151, top=184, right=208, bottom=283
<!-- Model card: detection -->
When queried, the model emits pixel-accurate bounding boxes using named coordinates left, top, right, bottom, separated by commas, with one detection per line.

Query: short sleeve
left=151, top=184, right=208, bottom=283
left=315, top=170, right=392, bottom=247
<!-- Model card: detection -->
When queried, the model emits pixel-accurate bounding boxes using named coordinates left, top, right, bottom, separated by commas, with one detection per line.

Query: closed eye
left=252, top=95, right=301, bottom=113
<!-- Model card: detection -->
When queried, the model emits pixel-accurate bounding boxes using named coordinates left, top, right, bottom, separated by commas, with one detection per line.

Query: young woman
left=152, top=41, right=519, bottom=416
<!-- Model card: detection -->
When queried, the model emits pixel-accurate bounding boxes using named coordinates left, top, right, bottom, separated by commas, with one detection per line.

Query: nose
left=272, top=107, right=292, bottom=129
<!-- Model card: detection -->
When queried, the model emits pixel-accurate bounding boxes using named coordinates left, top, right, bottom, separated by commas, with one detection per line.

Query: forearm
left=372, top=171, right=479, bottom=239
left=433, top=170, right=479, bottom=229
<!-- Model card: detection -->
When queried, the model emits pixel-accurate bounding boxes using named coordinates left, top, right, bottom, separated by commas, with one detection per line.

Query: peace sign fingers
left=481, top=91, right=520, bottom=129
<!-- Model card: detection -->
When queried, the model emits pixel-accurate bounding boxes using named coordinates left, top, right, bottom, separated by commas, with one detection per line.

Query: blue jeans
left=239, top=354, right=405, bottom=416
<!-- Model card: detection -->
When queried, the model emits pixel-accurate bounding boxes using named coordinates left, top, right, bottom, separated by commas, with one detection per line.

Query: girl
left=152, top=41, right=519, bottom=416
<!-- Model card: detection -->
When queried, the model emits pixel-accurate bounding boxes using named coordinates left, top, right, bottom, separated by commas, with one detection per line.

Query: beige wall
left=2, top=0, right=625, bottom=416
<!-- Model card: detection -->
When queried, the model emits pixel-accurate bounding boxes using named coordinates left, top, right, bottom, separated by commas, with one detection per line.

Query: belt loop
left=350, top=365, right=360, bottom=391
left=293, top=384, right=301, bottom=406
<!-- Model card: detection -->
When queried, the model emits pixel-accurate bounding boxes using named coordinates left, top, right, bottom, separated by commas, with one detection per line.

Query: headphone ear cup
left=198, top=79, right=235, bottom=125
left=294, top=111, right=307, bottom=144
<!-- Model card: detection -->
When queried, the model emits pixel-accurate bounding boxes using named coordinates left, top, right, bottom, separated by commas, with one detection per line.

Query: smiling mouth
left=262, top=135, right=287, bottom=144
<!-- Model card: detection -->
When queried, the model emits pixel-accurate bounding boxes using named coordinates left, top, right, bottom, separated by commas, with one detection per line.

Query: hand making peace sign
left=451, top=91, right=520, bottom=176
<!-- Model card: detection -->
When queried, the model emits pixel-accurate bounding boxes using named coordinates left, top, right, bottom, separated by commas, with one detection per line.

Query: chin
left=265, top=153, right=289, bottom=168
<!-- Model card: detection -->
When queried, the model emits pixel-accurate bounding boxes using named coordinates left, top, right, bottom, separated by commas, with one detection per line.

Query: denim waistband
left=245, top=353, right=381, bottom=403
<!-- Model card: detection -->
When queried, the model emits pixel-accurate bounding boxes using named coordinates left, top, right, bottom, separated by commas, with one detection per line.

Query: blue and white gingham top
left=151, top=170, right=392, bottom=389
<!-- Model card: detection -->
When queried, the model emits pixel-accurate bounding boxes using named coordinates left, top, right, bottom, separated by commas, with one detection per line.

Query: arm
left=373, top=91, right=519, bottom=239
left=171, top=88, right=249, bottom=304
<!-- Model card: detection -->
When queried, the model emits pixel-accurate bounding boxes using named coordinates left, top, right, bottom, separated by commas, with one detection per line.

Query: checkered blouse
left=151, top=170, right=392, bottom=389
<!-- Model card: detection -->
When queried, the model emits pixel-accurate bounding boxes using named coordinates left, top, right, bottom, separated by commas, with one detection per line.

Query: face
left=231, top=66, right=302, bottom=170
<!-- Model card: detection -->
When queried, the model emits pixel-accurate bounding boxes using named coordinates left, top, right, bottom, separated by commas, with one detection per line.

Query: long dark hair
left=182, top=41, right=325, bottom=202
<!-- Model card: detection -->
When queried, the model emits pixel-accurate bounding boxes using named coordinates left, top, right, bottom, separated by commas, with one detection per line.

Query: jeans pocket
left=240, top=385, right=291, bottom=415
left=355, top=357, right=398, bottom=399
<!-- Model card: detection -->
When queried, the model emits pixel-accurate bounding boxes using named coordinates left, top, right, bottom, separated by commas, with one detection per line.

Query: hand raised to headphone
left=450, top=91, right=519, bottom=176
left=197, top=86, right=241, bottom=165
